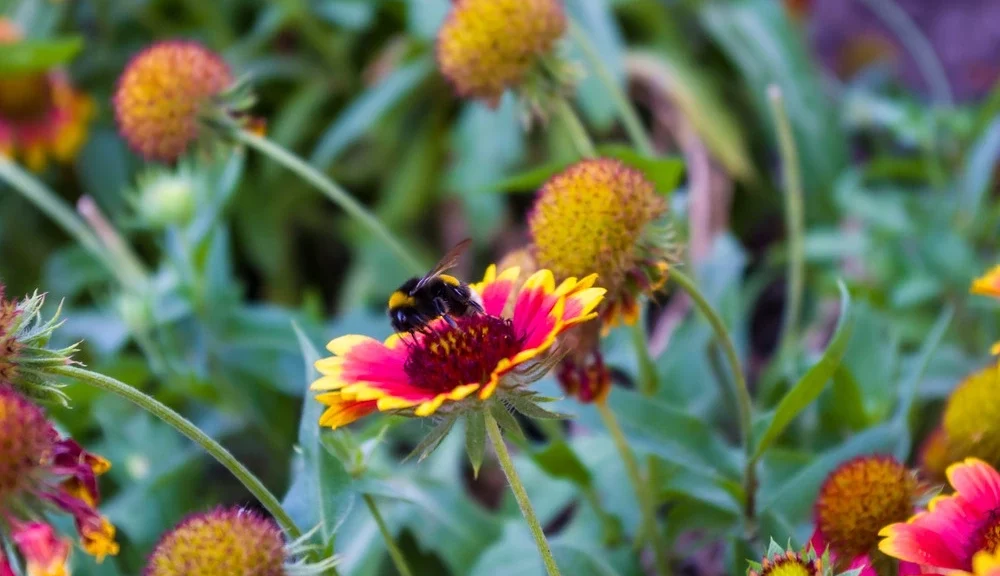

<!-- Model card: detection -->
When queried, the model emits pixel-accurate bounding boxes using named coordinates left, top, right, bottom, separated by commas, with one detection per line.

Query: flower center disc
left=979, top=513, right=1000, bottom=554
left=0, top=74, right=53, bottom=121
left=404, top=315, right=520, bottom=394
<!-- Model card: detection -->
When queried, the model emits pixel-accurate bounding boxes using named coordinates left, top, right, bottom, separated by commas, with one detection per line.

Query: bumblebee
left=388, top=239, right=484, bottom=334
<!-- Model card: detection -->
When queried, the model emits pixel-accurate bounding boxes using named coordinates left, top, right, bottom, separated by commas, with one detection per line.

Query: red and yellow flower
left=312, top=265, right=605, bottom=429
left=0, top=385, right=118, bottom=567
left=0, top=20, right=93, bottom=171
left=879, top=458, right=1000, bottom=572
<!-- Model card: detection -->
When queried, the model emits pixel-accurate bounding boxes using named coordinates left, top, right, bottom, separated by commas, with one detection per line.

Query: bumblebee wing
left=412, top=238, right=472, bottom=293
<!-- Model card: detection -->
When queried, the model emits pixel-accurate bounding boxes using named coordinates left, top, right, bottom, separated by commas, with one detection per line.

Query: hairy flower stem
left=0, top=158, right=145, bottom=290
left=597, top=402, right=672, bottom=575
left=363, top=494, right=415, bottom=576
left=668, top=269, right=756, bottom=527
left=233, top=129, right=425, bottom=276
left=53, top=365, right=303, bottom=541
left=568, top=22, right=655, bottom=156
left=552, top=97, right=597, bottom=159
left=485, top=412, right=562, bottom=576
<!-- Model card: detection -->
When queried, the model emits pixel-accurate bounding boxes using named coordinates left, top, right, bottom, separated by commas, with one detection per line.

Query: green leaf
left=309, top=57, right=434, bottom=167
left=959, top=114, right=1000, bottom=218
left=753, top=282, right=854, bottom=459
left=285, top=324, right=357, bottom=544
left=489, top=402, right=526, bottom=441
left=529, top=440, right=593, bottom=488
left=0, top=37, right=84, bottom=75
left=507, top=393, right=573, bottom=420
left=465, top=411, right=486, bottom=478
left=404, top=414, right=459, bottom=463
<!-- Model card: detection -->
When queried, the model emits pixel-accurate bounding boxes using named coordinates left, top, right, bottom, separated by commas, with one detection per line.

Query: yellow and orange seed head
left=0, top=386, right=56, bottom=500
left=114, top=41, right=232, bottom=162
left=943, top=366, right=1000, bottom=468
left=814, top=455, right=917, bottom=559
left=436, top=0, right=566, bottom=106
left=529, top=158, right=667, bottom=299
left=144, top=507, right=285, bottom=576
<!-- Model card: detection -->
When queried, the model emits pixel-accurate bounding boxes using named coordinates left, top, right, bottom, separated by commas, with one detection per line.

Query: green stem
left=568, top=22, right=655, bottom=156
left=485, top=413, right=561, bottom=576
left=552, top=97, right=597, bottom=159
left=597, top=402, right=671, bottom=575
left=668, top=269, right=755, bottom=523
left=232, top=129, right=424, bottom=276
left=0, top=158, right=139, bottom=289
left=629, top=319, right=658, bottom=397
left=767, top=87, right=805, bottom=368
left=53, top=365, right=302, bottom=540
left=363, top=494, right=415, bottom=576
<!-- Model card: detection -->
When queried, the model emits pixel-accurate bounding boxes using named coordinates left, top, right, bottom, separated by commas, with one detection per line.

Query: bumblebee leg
left=442, top=314, right=457, bottom=328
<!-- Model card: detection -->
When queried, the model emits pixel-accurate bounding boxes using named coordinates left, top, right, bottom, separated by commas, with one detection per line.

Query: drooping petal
left=315, top=394, right=378, bottom=429
left=12, top=522, right=70, bottom=576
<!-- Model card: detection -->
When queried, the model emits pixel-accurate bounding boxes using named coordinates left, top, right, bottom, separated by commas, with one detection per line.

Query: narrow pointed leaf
left=465, top=411, right=486, bottom=478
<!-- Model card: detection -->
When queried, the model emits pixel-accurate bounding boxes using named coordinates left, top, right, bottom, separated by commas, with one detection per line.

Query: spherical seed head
left=145, top=507, right=285, bottom=576
left=114, top=41, right=232, bottom=162
left=944, top=366, right=1000, bottom=467
left=0, top=386, right=56, bottom=500
left=815, top=455, right=917, bottom=558
left=436, top=0, right=566, bottom=105
left=529, top=159, right=667, bottom=299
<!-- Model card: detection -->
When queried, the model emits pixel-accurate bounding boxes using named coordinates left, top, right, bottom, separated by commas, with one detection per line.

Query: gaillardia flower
left=0, top=286, right=76, bottom=404
left=114, top=41, right=233, bottom=161
left=0, top=385, right=118, bottom=568
left=943, top=366, right=1000, bottom=468
left=879, top=458, right=1000, bottom=572
left=529, top=158, right=672, bottom=329
left=145, top=507, right=337, bottom=576
left=747, top=542, right=827, bottom=576
left=436, top=0, right=567, bottom=105
left=813, top=456, right=919, bottom=561
left=0, top=20, right=93, bottom=171
left=312, top=266, right=604, bottom=428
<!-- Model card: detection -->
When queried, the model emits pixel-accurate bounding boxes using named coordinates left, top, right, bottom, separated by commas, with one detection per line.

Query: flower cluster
left=0, top=19, right=93, bottom=171
left=114, top=41, right=235, bottom=162
left=436, top=0, right=567, bottom=106
left=312, top=265, right=604, bottom=428
left=0, top=385, right=118, bottom=573
left=509, top=157, right=674, bottom=403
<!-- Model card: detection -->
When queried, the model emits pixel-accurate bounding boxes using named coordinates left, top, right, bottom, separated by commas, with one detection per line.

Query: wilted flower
left=0, top=19, right=93, bottom=171
left=436, top=0, right=567, bottom=106
left=555, top=325, right=611, bottom=403
left=0, top=286, right=75, bottom=404
left=942, top=366, right=1000, bottom=468
left=312, top=266, right=604, bottom=429
left=114, top=41, right=234, bottom=162
left=145, top=507, right=336, bottom=576
left=879, top=458, right=1000, bottom=572
left=0, top=385, right=118, bottom=566
left=813, top=456, right=919, bottom=561
left=529, top=158, right=672, bottom=330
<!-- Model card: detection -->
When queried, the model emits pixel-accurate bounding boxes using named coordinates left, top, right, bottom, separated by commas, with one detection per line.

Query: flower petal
left=315, top=393, right=378, bottom=429
left=947, top=458, right=1000, bottom=515
left=879, top=521, right=966, bottom=570
left=478, top=265, right=520, bottom=316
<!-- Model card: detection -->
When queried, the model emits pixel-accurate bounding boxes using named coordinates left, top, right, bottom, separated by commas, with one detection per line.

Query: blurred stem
left=568, top=22, right=655, bottom=156
left=485, top=412, right=562, bottom=576
left=54, top=365, right=303, bottom=541
left=629, top=314, right=659, bottom=397
left=233, top=129, right=425, bottom=275
left=0, top=158, right=141, bottom=290
left=853, top=0, right=952, bottom=106
left=767, top=87, right=805, bottom=370
left=552, top=97, right=596, bottom=159
left=668, top=269, right=755, bottom=524
left=596, top=401, right=671, bottom=576
left=363, top=494, right=415, bottom=576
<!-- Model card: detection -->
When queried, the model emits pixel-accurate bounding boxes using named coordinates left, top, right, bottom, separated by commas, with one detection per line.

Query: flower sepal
left=747, top=539, right=853, bottom=576
left=1, top=290, right=74, bottom=405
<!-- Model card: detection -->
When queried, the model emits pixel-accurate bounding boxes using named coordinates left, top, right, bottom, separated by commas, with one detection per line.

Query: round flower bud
left=436, top=0, right=566, bottom=105
left=145, top=507, right=285, bottom=576
left=943, top=366, right=1000, bottom=468
left=114, top=41, right=232, bottom=162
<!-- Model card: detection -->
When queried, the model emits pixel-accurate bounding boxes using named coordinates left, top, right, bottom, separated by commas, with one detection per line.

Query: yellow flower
left=813, top=455, right=918, bottom=559
left=943, top=366, right=1000, bottom=468
left=0, top=20, right=93, bottom=171
left=436, top=0, right=566, bottom=105
left=145, top=508, right=285, bottom=576
left=972, top=265, right=1000, bottom=299
left=529, top=158, right=671, bottom=329
left=114, top=41, right=232, bottom=161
